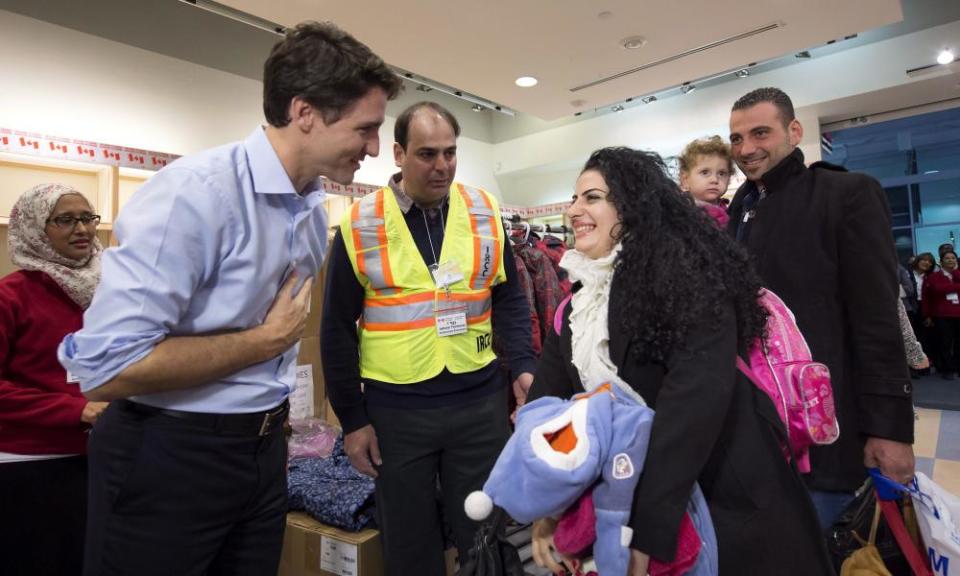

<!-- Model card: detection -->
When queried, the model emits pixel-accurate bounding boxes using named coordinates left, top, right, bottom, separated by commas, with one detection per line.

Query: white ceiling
left=223, top=0, right=904, bottom=120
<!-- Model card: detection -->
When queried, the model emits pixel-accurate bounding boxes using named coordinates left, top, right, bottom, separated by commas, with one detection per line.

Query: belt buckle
left=258, top=405, right=286, bottom=437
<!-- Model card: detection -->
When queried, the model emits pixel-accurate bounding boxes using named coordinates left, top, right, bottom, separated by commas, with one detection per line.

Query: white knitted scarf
left=560, top=244, right=646, bottom=406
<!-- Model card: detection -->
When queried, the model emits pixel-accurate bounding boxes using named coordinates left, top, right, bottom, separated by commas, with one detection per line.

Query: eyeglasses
left=46, top=214, right=101, bottom=229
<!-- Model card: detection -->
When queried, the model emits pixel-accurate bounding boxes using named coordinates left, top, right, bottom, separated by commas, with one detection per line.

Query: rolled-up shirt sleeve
left=58, top=169, right=231, bottom=392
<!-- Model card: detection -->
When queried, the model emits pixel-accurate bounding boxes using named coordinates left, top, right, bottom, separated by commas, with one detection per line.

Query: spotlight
left=795, top=51, right=812, bottom=59
left=471, top=104, right=484, bottom=112
left=735, top=69, right=750, bottom=78
left=611, top=105, right=625, bottom=112
left=938, top=49, right=955, bottom=65
left=681, top=83, right=696, bottom=94
left=415, top=84, right=432, bottom=92
left=641, top=95, right=657, bottom=104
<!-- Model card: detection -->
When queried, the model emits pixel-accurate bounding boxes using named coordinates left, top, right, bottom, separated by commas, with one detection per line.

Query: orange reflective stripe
left=374, top=191, right=395, bottom=293
left=467, top=309, right=492, bottom=325
left=458, top=184, right=484, bottom=289
left=363, top=318, right=435, bottom=331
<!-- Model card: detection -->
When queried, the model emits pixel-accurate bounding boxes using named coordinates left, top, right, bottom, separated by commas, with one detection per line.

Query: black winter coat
left=727, top=148, right=914, bottom=492
left=528, top=287, right=834, bottom=575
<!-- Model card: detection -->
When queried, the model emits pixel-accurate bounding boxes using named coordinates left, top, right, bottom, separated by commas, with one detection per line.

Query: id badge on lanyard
left=434, top=291, right=468, bottom=337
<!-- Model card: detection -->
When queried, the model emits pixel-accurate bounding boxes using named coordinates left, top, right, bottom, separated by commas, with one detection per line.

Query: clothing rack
left=502, top=217, right=571, bottom=237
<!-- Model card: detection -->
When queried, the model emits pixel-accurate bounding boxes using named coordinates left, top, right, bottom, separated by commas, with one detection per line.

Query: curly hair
left=582, top=147, right=767, bottom=363
left=678, top=135, right=734, bottom=174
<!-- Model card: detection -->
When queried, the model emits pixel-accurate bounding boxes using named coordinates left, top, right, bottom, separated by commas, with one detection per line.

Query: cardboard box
left=294, top=336, right=325, bottom=420
left=279, top=512, right=382, bottom=576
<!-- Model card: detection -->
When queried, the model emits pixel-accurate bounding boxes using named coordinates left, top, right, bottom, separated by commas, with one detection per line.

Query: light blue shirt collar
left=243, top=126, right=324, bottom=197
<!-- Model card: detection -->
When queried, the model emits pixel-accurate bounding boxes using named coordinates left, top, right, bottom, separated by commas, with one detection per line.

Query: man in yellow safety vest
left=321, top=101, right=536, bottom=574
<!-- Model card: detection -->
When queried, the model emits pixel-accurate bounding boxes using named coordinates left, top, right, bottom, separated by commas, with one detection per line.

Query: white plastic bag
left=909, top=472, right=960, bottom=575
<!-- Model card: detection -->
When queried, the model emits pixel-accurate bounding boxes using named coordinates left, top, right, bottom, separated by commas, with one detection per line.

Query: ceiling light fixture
left=735, top=68, right=750, bottom=78
left=471, top=104, right=484, bottom=112
left=681, top=83, right=696, bottom=94
left=515, top=76, right=538, bottom=88
left=177, top=1, right=517, bottom=116
left=795, top=50, right=812, bottom=59
left=621, top=36, right=647, bottom=50
left=938, top=49, right=956, bottom=65
left=611, top=104, right=625, bottom=112
left=641, top=95, right=657, bottom=104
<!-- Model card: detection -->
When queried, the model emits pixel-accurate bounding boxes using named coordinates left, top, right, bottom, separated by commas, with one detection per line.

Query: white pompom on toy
left=464, top=490, right=493, bottom=521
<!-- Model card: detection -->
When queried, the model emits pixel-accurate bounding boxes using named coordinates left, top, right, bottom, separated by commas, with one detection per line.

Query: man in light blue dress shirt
left=58, top=22, right=402, bottom=576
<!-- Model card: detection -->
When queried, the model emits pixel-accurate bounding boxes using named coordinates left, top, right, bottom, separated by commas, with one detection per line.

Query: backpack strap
left=554, top=294, right=572, bottom=335
left=736, top=355, right=802, bottom=475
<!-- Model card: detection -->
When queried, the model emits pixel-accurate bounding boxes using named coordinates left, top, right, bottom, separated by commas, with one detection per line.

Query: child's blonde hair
left=678, top=136, right=734, bottom=173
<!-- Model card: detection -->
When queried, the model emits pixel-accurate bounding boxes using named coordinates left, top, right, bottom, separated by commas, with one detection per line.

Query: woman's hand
left=628, top=549, right=650, bottom=576
left=531, top=518, right=575, bottom=574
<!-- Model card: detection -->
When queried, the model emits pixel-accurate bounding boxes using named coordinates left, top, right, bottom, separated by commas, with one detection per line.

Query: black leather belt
left=118, top=399, right=289, bottom=437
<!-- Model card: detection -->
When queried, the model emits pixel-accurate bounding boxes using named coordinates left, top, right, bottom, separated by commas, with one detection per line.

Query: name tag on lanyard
left=435, top=291, right=468, bottom=337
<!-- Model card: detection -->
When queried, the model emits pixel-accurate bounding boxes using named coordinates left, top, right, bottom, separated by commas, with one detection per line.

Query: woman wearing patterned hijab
left=0, top=183, right=108, bottom=575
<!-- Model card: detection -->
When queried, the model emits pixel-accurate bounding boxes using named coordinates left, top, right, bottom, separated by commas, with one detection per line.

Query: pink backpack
left=736, top=289, right=839, bottom=473
left=554, top=289, right=839, bottom=474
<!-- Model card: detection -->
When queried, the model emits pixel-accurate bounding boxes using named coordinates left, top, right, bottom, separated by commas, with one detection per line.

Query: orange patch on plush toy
left=544, top=423, right=578, bottom=453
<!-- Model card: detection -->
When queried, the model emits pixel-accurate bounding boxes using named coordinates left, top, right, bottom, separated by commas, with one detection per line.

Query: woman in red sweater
left=0, top=183, right=107, bottom=574
left=922, top=250, right=960, bottom=380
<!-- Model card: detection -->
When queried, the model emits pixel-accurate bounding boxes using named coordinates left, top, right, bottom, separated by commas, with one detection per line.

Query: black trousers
left=367, top=386, right=510, bottom=576
left=935, top=317, right=960, bottom=374
left=84, top=401, right=288, bottom=576
left=0, top=455, right=87, bottom=575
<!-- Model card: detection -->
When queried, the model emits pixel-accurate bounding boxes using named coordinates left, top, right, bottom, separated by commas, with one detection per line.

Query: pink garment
left=554, top=487, right=702, bottom=575
left=700, top=202, right=730, bottom=229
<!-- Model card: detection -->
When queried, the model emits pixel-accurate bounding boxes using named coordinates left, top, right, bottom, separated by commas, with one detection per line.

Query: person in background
left=939, top=242, right=955, bottom=260
left=58, top=22, right=401, bottom=576
left=678, top=135, right=734, bottom=228
left=922, top=251, right=960, bottom=380
left=0, top=184, right=107, bottom=575
left=529, top=147, right=832, bottom=575
left=908, top=253, right=936, bottom=375
left=727, top=87, right=913, bottom=528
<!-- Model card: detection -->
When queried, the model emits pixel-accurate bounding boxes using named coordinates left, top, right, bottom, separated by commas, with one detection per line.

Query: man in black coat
left=726, top=87, right=915, bottom=528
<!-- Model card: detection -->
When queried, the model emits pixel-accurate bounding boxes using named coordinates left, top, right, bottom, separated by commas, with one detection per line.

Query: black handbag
left=827, top=478, right=914, bottom=574
left=457, top=507, right=525, bottom=576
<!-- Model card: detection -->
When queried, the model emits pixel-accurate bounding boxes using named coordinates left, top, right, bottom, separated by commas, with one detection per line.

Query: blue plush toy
left=465, top=384, right=718, bottom=576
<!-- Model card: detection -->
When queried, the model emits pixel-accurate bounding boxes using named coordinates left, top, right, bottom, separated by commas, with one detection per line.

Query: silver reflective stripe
left=364, top=297, right=491, bottom=325
left=354, top=192, right=397, bottom=295
left=460, top=185, right=499, bottom=289
left=468, top=207, right=495, bottom=217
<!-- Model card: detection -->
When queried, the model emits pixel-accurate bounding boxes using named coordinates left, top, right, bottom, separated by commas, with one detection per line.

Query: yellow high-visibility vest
left=340, top=182, right=507, bottom=384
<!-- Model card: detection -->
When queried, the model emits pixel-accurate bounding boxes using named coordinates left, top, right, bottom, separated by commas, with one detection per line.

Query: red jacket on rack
left=0, top=270, right=89, bottom=455
left=922, top=269, right=960, bottom=319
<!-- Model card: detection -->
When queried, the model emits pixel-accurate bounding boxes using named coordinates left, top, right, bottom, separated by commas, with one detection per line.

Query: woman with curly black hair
left=528, top=147, right=833, bottom=575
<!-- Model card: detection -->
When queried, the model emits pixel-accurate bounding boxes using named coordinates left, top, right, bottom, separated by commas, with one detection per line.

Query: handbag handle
left=877, top=496, right=933, bottom=576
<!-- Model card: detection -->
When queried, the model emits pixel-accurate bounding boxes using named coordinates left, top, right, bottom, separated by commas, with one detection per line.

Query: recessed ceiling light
left=735, top=68, right=750, bottom=78
left=938, top=49, right=955, bottom=65
left=611, top=105, right=625, bottom=112
left=515, top=76, right=538, bottom=88
left=641, top=95, right=657, bottom=104
left=621, top=36, right=647, bottom=50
